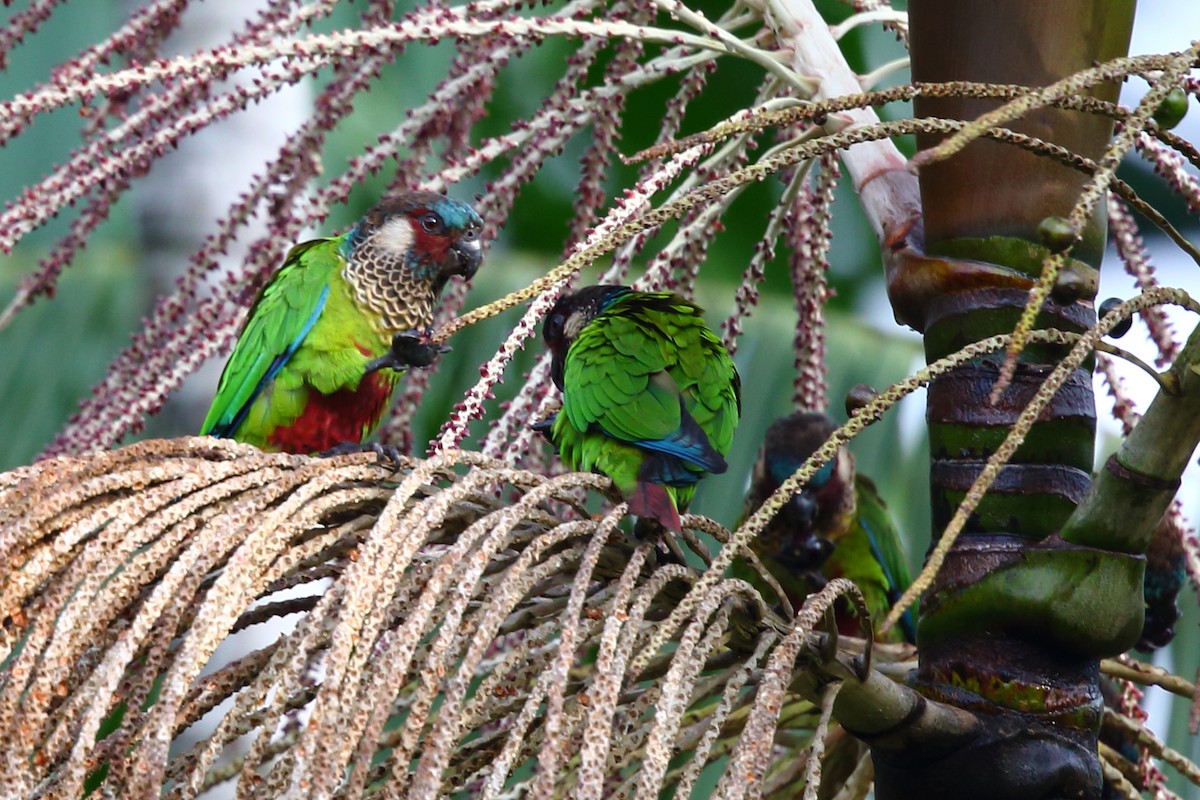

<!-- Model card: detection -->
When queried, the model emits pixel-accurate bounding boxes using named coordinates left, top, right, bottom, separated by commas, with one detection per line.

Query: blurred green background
left=0, top=1, right=920, bottom=486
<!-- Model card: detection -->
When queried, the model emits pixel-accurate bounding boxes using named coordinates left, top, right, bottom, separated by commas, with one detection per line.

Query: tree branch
left=756, top=0, right=920, bottom=242
left=1062, top=316, right=1200, bottom=552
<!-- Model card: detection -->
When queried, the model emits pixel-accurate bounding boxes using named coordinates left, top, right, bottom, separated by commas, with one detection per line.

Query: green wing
left=201, top=238, right=342, bottom=438
left=562, top=306, right=677, bottom=443
left=853, top=474, right=917, bottom=641
left=560, top=293, right=738, bottom=470
left=659, top=301, right=740, bottom=458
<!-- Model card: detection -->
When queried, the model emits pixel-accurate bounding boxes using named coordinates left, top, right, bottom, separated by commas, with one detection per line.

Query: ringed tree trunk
left=875, top=1, right=1140, bottom=798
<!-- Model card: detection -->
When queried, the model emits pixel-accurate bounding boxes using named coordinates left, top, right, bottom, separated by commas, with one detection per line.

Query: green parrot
left=201, top=191, right=483, bottom=453
left=538, top=285, right=741, bottom=533
left=740, top=412, right=917, bottom=643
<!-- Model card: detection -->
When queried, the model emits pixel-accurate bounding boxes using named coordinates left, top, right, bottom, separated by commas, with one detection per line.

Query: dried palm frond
left=0, top=437, right=904, bottom=798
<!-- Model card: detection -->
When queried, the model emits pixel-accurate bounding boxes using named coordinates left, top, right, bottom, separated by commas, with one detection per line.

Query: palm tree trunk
left=874, top=2, right=1138, bottom=797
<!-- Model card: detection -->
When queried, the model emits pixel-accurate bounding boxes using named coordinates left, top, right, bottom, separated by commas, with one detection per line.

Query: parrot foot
left=779, top=536, right=835, bottom=573
left=365, top=441, right=407, bottom=466
left=365, top=329, right=450, bottom=374
left=632, top=516, right=663, bottom=541
left=319, top=441, right=407, bottom=466
left=632, top=518, right=688, bottom=566
left=529, top=414, right=556, bottom=439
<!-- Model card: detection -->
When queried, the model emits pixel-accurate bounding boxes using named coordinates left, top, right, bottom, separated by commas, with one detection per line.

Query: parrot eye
left=419, top=212, right=441, bottom=233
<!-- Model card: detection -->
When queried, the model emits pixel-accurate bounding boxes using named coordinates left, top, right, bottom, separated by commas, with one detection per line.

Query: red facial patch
left=410, top=208, right=452, bottom=263
left=267, top=372, right=397, bottom=454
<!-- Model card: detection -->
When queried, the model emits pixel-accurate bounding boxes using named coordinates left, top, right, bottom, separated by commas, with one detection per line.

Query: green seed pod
left=1152, top=88, right=1189, bottom=131
left=1051, top=268, right=1093, bottom=305
left=1037, top=215, right=1075, bottom=253
left=1099, top=297, right=1132, bottom=338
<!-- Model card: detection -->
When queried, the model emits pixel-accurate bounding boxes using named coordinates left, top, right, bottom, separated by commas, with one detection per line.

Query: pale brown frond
left=2, top=438, right=913, bottom=798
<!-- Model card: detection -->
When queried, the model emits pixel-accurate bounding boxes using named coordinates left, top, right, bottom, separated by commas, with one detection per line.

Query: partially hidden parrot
left=538, top=285, right=741, bottom=534
left=202, top=191, right=483, bottom=453
left=1136, top=511, right=1187, bottom=652
left=740, top=411, right=917, bottom=643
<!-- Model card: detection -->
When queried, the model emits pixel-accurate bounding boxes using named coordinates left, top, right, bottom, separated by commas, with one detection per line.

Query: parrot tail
left=627, top=481, right=682, bottom=533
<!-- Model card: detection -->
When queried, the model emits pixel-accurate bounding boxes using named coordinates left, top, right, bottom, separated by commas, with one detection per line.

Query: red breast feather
left=267, top=371, right=397, bottom=454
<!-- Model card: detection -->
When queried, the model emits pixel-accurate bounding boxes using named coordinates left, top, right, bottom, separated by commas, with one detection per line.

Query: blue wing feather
left=633, top=397, right=727, bottom=474
left=860, top=512, right=917, bottom=642
left=208, top=285, right=330, bottom=438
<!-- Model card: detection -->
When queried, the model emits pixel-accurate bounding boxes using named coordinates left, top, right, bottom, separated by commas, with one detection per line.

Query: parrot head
left=543, top=284, right=632, bottom=388
left=345, top=190, right=484, bottom=290
left=751, top=412, right=854, bottom=568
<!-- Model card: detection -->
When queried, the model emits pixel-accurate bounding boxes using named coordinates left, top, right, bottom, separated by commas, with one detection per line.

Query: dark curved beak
left=549, top=353, right=565, bottom=390
left=451, top=229, right=483, bottom=280
left=785, top=492, right=819, bottom=532
left=775, top=534, right=834, bottom=572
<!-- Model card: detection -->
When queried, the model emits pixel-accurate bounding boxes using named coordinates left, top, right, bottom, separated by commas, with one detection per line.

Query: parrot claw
left=632, top=516, right=662, bottom=542
left=530, top=415, right=556, bottom=436
left=366, top=441, right=407, bottom=466
left=365, top=329, right=450, bottom=374
left=320, top=441, right=362, bottom=458
left=632, top=518, right=688, bottom=566
left=319, top=441, right=406, bottom=466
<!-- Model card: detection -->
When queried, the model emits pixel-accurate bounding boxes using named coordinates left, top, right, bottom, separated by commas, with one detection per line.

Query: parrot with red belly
left=201, top=191, right=483, bottom=453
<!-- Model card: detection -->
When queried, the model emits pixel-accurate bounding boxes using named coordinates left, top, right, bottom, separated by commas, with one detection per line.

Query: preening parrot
left=539, top=285, right=741, bottom=534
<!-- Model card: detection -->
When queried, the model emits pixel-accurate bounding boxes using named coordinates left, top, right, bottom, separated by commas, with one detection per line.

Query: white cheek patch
left=564, top=310, right=590, bottom=341
left=836, top=452, right=855, bottom=487
left=375, top=217, right=415, bottom=259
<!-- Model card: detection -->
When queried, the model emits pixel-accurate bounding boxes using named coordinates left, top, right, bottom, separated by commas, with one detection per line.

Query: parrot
left=1136, top=511, right=1187, bottom=652
left=740, top=411, right=917, bottom=643
left=1095, top=513, right=1186, bottom=799
left=537, top=285, right=741, bottom=534
left=201, top=191, right=483, bottom=454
